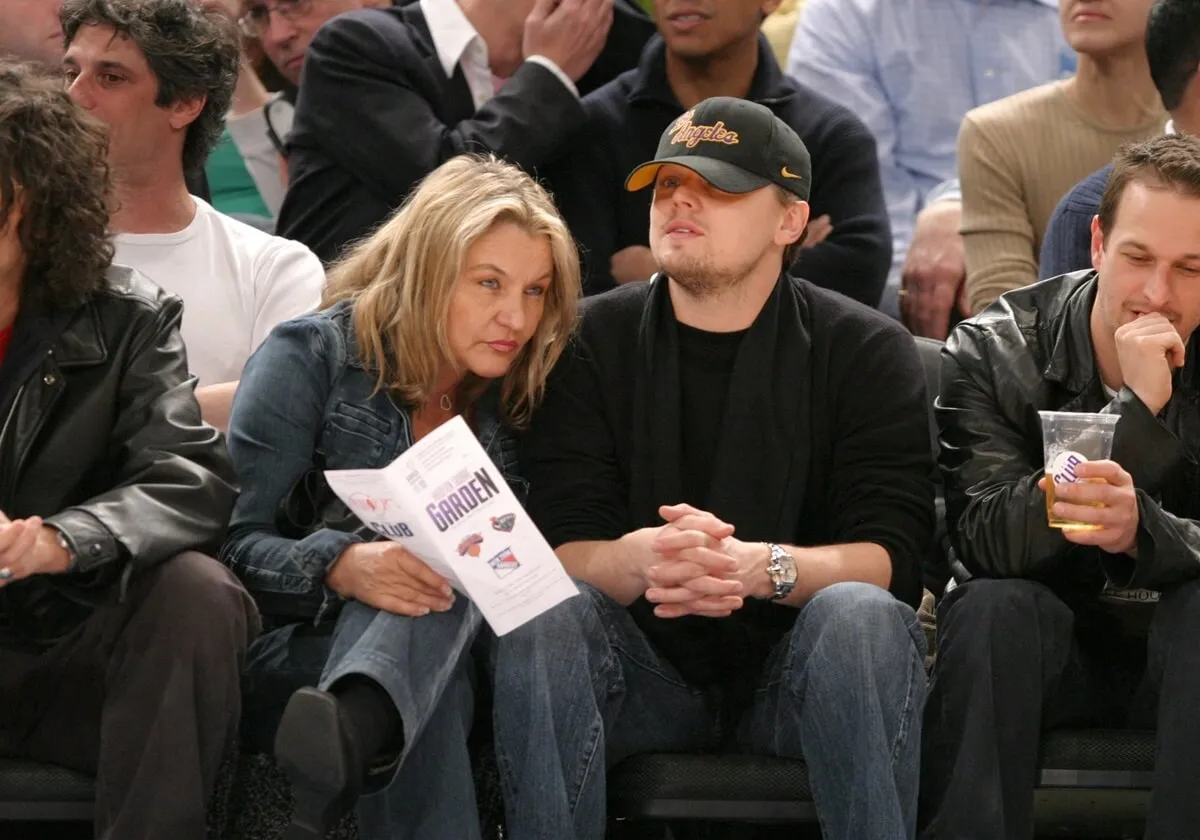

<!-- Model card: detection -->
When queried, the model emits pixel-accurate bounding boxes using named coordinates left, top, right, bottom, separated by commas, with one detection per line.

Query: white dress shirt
left=420, top=0, right=578, bottom=110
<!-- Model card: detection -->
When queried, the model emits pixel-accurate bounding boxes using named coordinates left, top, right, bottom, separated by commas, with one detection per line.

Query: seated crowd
left=1, top=0, right=1199, bottom=840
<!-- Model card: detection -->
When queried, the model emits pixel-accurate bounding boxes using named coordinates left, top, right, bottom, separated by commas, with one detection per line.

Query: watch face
left=781, top=560, right=799, bottom=585
left=768, top=544, right=798, bottom=598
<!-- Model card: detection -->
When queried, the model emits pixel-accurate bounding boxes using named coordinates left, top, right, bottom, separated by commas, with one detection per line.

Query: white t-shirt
left=113, top=197, right=325, bottom=386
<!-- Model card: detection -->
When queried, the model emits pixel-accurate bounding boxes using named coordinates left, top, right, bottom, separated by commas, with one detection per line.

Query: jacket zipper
left=0, top=383, right=26, bottom=507
left=1, top=349, right=59, bottom=510
left=0, top=384, right=23, bottom=453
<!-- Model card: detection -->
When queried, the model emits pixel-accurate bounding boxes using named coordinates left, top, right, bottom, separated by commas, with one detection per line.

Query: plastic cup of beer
left=1039, top=410, right=1120, bottom=531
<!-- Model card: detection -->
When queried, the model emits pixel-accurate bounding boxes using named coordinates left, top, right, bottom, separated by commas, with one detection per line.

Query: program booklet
left=324, top=415, right=578, bottom=635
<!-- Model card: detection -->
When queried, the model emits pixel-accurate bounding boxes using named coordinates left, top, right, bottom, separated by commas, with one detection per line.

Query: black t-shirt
left=677, top=322, right=747, bottom=507
left=523, top=280, right=935, bottom=705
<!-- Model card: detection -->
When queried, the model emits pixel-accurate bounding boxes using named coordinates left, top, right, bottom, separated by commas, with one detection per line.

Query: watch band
left=54, top=528, right=78, bottom=571
left=765, top=542, right=798, bottom=601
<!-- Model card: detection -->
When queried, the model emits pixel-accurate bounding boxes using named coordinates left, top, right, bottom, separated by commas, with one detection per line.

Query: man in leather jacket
left=0, top=61, right=259, bottom=839
left=921, top=134, right=1200, bottom=839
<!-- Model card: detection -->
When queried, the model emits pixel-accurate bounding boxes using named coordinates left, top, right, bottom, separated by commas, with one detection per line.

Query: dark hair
left=1098, top=134, right=1200, bottom=239
left=1146, top=0, right=1200, bottom=111
left=61, top=0, right=240, bottom=175
left=0, top=60, right=113, bottom=310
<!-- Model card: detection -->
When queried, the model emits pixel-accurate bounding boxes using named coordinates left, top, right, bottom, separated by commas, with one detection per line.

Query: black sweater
left=541, top=35, right=892, bottom=304
left=522, top=278, right=935, bottom=693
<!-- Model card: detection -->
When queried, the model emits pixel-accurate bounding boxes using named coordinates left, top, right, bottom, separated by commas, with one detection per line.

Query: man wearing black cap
left=542, top=0, right=890, bottom=303
left=489, top=96, right=935, bottom=840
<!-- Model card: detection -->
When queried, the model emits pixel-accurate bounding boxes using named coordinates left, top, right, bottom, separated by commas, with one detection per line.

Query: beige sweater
left=763, top=0, right=803, bottom=68
left=960, top=80, right=1163, bottom=314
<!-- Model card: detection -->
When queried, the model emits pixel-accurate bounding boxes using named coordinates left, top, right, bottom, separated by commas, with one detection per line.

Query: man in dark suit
left=277, top=0, right=643, bottom=264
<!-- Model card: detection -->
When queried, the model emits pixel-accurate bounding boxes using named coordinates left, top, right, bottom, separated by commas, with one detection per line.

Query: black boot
left=276, top=687, right=365, bottom=840
left=276, top=677, right=403, bottom=839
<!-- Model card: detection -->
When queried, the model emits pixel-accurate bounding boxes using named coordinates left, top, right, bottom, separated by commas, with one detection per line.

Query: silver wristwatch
left=764, top=543, right=798, bottom=601
left=54, top=528, right=78, bottom=571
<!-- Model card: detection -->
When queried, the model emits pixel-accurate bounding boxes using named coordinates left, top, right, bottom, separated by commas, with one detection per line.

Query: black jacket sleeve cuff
left=1107, top=387, right=1187, bottom=496
left=46, top=509, right=123, bottom=573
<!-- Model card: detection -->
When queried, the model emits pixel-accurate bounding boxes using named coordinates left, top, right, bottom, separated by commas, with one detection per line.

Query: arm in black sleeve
left=48, top=297, right=237, bottom=574
left=792, top=111, right=891, bottom=307
left=292, top=10, right=586, bottom=213
left=521, top=339, right=629, bottom=546
left=541, top=127, right=623, bottom=295
left=1096, top=387, right=1200, bottom=590
left=826, top=324, right=935, bottom=607
left=937, top=325, right=1073, bottom=578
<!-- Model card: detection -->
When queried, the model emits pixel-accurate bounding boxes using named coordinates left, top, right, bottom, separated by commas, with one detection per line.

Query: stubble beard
left=660, top=250, right=763, bottom=301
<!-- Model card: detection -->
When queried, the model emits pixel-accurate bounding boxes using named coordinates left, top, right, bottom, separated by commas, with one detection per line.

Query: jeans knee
left=489, top=582, right=616, bottom=699
left=506, top=581, right=605, bottom=640
left=799, top=582, right=924, bottom=677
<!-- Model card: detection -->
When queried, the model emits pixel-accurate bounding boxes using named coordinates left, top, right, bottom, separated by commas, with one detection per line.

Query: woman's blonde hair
left=322, top=155, right=581, bottom=427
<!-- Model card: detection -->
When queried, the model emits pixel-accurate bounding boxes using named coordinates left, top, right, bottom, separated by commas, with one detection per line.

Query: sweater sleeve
left=960, top=112, right=1040, bottom=314
left=521, top=338, right=630, bottom=546
left=791, top=108, right=891, bottom=307
left=825, top=318, right=936, bottom=608
left=541, top=115, right=624, bottom=296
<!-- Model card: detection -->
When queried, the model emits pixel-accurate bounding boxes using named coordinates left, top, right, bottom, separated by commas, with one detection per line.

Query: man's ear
left=167, top=93, right=207, bottom=131
left=776, top=198, right=810, bottom=248
left=1089, top=214, right=1105, bottom=272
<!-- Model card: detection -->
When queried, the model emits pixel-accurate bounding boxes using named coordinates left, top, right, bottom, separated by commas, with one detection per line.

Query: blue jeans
left=314, top=598, right=483, bottom=839
left=488, top=581, right=927, bottom=840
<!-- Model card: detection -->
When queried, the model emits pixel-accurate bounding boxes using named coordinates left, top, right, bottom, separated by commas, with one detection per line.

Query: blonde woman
left=220, top=155, right=580, bottom=840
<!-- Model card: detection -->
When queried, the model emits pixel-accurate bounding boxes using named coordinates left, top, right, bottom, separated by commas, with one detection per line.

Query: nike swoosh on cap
left=781, top=166, right=802, bottom=180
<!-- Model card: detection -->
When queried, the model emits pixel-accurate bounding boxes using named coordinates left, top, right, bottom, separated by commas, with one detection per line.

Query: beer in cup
left=1039, top=410, right=1120, bottom=531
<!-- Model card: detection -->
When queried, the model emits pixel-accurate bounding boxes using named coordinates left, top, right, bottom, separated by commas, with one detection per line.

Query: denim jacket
left=220, top=300, right=525, bottom=622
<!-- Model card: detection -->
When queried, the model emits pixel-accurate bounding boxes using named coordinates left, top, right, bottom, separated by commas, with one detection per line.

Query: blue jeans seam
left=888, top=611, right=925, bottom=772
left=565, top=715, right=606, bottom=817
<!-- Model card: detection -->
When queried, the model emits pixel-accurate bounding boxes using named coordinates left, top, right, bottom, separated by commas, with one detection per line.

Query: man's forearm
left=753, top=542, right=893, bottom=608
left=195, top=381, right=239, bottom=433
left=557, top=532, right=651, bottom=606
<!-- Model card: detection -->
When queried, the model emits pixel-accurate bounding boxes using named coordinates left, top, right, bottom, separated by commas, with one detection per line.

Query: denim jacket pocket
left=319, top=400, right=397, bottom=468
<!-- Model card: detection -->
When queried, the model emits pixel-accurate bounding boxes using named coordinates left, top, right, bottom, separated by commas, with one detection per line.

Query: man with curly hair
left=0, top=59, right=260, bottom=839
left=61, top=0, right=325, bottom=431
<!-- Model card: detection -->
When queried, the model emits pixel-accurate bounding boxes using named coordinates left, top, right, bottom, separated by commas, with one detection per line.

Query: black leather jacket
left=0, top=266, right=237, bottom=645
left=938, top=271, right=1200, bottom=597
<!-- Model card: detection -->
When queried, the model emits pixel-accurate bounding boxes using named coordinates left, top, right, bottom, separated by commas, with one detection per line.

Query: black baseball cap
left=625, top=96, right=812, bottom=201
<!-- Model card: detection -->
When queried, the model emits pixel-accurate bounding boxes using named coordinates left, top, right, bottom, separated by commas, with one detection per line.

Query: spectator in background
left=251, top=0, right=389, bottom=88
left=62, top=0, right=325, bottom=432
left=545, top=0, right=891, bottom=304
left=0, top=0, right=63, bottom=63
left=961, top=0, right=1163, bottom=315
left=196, top=0, right=334, bottom=227
left=275, top=0, right=616, bottom=265
left=1041, top=0, right=1200, bottom=279
left=787, top=0, right=1073, bottom=334
left=0, top=0, right=221, bottom=202
left=0, top=60, right=257, bottom=840
left=922, top=135, right=1200, bottom=840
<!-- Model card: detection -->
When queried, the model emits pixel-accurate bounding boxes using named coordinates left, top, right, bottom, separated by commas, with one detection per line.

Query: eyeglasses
left=237, top=0, right=313, bottom=38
